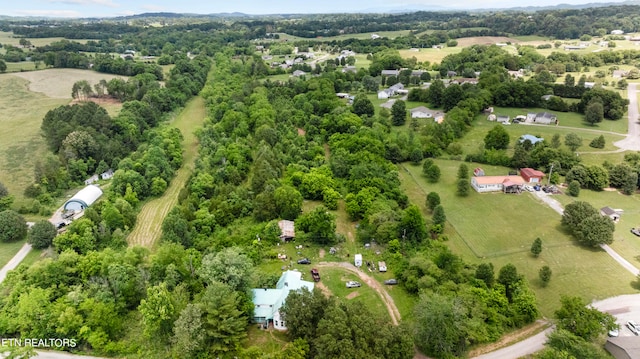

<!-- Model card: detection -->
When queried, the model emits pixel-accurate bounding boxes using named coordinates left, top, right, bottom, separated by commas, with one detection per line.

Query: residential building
left=470, top=175, right=525, bottom=193
left=252, top=271, right=314, bottom=330
left=600, top=207, right=621, bottom=222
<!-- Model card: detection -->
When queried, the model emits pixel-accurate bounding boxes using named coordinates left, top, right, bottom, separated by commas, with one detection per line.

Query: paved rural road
left=614, top=82, right=640, bottom=151
left=0, top=243, right=32, bottom=283
left=471, top=327, right=554, bottom=359
left=315, top=261, right=401, bottom=325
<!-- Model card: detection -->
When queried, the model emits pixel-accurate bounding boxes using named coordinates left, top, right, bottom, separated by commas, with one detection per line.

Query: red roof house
left=520, top=168, right=545, bottom=183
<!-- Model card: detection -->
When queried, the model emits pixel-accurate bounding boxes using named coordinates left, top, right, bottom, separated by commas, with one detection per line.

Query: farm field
left=0, top=31, right=92, bottom=47
left=276, top=30, right=411, bottom=42
left=0, top=74, right=68, bottom=207
left=399, top=159, right=637, bottom=316
left=127, top=95, right=207, bottom=248
left=10, top=68, right=127, bottom=99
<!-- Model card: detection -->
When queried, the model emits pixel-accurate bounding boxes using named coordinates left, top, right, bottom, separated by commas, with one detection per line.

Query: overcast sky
left=3, top=0, right=631, bottom=18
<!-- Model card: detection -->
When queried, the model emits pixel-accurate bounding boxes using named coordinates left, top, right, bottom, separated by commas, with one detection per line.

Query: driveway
left=614, top=82, right=640, bottom=151
left=0, top=243, right=32, bottom=283
left=315, top=261, right=401, bottom=325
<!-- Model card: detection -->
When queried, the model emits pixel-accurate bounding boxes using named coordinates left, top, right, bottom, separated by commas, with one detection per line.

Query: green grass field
left=127, top=95, right=207, bottom=248
left=0, top=74, right=69, bottom=207
left=399, top=160, right=637, bottom=316
left=0, top=31, right=92, bottom=47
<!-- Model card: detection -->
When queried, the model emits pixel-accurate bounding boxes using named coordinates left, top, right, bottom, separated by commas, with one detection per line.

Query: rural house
left=533, top=112, right=558, bottom=125
left=252, top=270, right=314, bottom=330
left=377, top=83, right=404, bottom=99
left=380, top=69, right=400, bottom=76
left=520, top=168, right=545, bottom=183
left=278, top=220, right=295, bottom=241
left=84, top=174, right=99, bottom=185
left=600, top=207, right=621, bottom=222
left=470, top=175, right=525, bottom=193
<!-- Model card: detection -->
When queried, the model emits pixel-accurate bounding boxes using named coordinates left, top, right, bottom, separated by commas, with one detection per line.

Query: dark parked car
left=631, top=228, right=640, bottom=237
left=297, top=258, right=311, bottom=265
left=56, top=222, right=67, bottom=229
left=384, top=279, right=398, bottom=285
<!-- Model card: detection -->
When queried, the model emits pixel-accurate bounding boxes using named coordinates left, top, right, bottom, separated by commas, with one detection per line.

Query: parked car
left=55, top=222, right=67, bottom=229
left=627, top=320, right=640, bottom=335
left=346, top=281, right=361, bottom=288
left=609, top=326, right=620, bottom=337
left=384, top=279, right=398, bottom=285
left=631, top=228, right=640, bottom=237
left=310, top=268, right=320, bottom=282
left=297, top=258, right=311, bottom=265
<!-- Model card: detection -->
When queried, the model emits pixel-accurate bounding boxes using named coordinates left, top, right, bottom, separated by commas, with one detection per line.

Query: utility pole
left=547, top=163, right=554, bottom=186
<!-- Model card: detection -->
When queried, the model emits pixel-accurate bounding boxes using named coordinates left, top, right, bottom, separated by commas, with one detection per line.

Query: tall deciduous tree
left=475, top=263, right=495, bottom=288
left=352, top=94, right=375, bottom=117
left=414, top=292, right=467, bottom=357
left=484, top=125, right=510, bottom=150
left=0, top=210, right=27, bottom=243
left=555, top=296, right=616, bottom=341
left=399, top=204, right=427, bottom=244
left=28, top=220, right=57, bottom=249
left=539, top=265, right=552, bottom=286
left=564, top=133, right=583, bottom=151
left=426, top=192, right=441, bottom=212
left=296, top=206, right=337, bottom=244
left=197, top=247, right=253, bottom=292
left=391, top=100, right=407, bottom=126
left=138, top=282, right=176, bottom=338
left=172, top=304, right=205, bottom=359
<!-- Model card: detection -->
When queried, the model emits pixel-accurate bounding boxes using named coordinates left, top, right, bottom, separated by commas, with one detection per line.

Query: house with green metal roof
left=252, top=270, right=314, bottom=330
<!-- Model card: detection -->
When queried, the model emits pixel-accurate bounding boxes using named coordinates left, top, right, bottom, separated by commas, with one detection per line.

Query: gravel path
left=0, top=243, right=32, bottom=283
left=614, top=82, right=640, bottom=151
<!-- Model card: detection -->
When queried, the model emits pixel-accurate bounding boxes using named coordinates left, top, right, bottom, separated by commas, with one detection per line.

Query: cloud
left=141, top=4, right=166, bottom=12
left=47, top=0, right=119, bottom=8
left=14, top=9, right=82, bottom=17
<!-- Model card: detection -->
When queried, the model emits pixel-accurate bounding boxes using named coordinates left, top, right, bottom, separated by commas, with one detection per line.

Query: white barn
left=63, top=185, right=103, bottom=211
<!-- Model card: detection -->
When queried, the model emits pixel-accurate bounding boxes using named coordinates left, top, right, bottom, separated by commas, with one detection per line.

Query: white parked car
left=346, top=281, right=361, bottom=288
left=627, top=320, right=640, bottom=335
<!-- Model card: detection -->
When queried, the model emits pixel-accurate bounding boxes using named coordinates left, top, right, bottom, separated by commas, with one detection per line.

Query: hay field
left=11, top=69, right=127, bottom=99
left=0, top=75, right=68, bottom=206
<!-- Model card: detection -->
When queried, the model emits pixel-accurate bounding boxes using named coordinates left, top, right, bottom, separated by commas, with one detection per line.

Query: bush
left=568, top=180, right=581, bottom=197
left=0, top=210, right=28, bottom=242
left=589, top=135, right=605, bottom=149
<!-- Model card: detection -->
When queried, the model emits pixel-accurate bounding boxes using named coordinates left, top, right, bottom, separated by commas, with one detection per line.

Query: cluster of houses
left=84, top=169, right=115, bottom=185
left=488, top=112, right=558, bottom=125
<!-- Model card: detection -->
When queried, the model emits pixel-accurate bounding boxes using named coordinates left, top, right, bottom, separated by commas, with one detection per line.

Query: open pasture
left=11, top=68, right=126, bottom=99
left=399, top=160, right=637, bottom=316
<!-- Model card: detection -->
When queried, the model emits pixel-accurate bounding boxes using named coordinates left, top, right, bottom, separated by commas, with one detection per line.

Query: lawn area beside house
left=399, top=159, right=637, bottom=316
left=553, top=188, right=640, bottom=272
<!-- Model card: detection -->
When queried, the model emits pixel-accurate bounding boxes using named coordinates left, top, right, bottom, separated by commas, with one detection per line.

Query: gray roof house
left=252, top=271, right=314, bottom=330
left=381, top=69, right=400, bottom=76
left=377, top=83, right=404, bottom=99
left=600, top=206, right=621, bottom=222
left=605, top=336, right=640, bottom=359
left=534, top=112, right=558, bottom=125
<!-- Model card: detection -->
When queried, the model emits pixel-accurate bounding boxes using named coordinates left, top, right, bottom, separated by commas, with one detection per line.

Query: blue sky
left=3, top=0, right=631, bottom=18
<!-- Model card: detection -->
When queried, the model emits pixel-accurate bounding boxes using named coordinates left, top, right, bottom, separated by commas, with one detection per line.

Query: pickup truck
left=310, top=268, right=321, bottom=282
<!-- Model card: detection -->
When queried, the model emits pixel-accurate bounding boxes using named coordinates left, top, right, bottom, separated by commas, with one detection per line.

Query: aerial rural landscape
left=5, top=0, right=640, bottom=358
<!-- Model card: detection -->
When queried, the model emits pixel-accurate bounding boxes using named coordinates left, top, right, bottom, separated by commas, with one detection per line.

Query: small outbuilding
left=600, top=206, right=621, bottom=222
left=378, top=261, right=387, bottom=272
left=354, top=254, right=363, bottom=267
left=278, top=220, right=295, bottom=241
left=520, top=168, right=545, bottom=183
left=605, top=336, right=640, bottom=359
left=63, top=185, right=103, bottom=212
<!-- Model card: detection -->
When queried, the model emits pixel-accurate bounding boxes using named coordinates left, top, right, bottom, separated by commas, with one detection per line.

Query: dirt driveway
left=315, top=261, right=401, bottom=325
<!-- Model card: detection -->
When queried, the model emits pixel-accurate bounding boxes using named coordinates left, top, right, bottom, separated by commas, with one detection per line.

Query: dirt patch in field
left=455, top=36, right=521, bottom=47
left=297, top=127, right=306, bottom=136
left=316, top=282, right=332, bottom=297
left=11, top=69, right=127, bottom=99
left=319, top=248, right=326, bottom=258
left=345, top=291, right=360, bottom=300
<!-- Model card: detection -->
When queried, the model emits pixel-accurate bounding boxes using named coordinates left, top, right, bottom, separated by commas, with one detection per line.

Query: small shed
left=100, top=169, right=114, bottom=180
left=278, top=220, right=295, bottom=241
left=600, top=207, right=621, bottom=222
left=378, top=261, right=387, bottom=272
left=63, top=185, right=103, bottom=211
left=84, top=174, right=99, bottom=185
left=473, top=168, right=485, bottom=177
left=354, top=254, right=363, bottom=267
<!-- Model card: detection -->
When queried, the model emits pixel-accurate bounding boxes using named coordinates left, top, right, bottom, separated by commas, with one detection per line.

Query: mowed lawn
left=0, top=74, right=68, bottom=207
left=127, top=95, right=206, bottom=248
left=553, top=188, right=640, bottom=271
left=399, top=160, right=637, bottom=316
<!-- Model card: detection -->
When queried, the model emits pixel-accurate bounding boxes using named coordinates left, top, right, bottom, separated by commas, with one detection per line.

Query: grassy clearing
left=399, top=160, right=637, bottom=316
left=0, top=240, right=28, bottom=270
left=0, top=31, right=92, bottom=47
left=399, top=47, right=461, bottom=64
left=276, top=30, right=411, bottom=42
left=0, top=74, right=69, bottom=207
left=11, top=69, right=127, bottom=99
left=127, top=96, right=206, bottom=248
left=244, top=325, right=289, bottom=353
